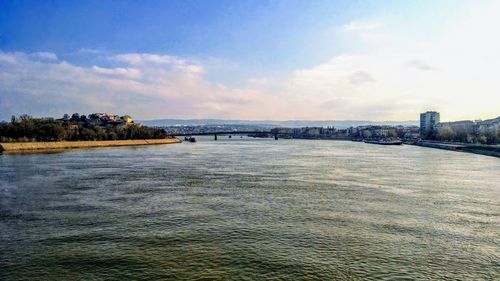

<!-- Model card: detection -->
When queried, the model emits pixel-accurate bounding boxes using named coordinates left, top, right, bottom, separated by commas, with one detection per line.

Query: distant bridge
left=173, top=131, right=278, bottom=140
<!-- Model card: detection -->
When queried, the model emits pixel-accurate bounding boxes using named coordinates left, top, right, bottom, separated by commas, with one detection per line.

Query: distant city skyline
left=1, top=0, right=500, bottom=121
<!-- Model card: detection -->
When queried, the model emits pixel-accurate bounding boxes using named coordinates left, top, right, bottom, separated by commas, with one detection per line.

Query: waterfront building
left=477, top=116, right=500, bottom=130
left=121, top=115, right=134, bottom=123
left=420, top=111, right=440, bottom=137
left=436, top=120, right=475, bottom=142
left=475, top=116, right=500, bottom=142
left=373, top=126, right=393, bottom=138
left=322, top=126, right=336, bottom=137
left=433, top=115, right=499, bottom=143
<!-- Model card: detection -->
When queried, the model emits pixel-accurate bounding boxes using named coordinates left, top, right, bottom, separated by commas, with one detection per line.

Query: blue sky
left=1, top=0, right=370, bottom=78
left=1, top=0, right=499, bottom=120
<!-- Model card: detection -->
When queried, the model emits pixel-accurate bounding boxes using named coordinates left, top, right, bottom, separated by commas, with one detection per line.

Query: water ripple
left=1, top=139, right=499, bottom=280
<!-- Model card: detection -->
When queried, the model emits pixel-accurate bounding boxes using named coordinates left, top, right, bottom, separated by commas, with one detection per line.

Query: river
left=1, top=137, right=499, bottom=280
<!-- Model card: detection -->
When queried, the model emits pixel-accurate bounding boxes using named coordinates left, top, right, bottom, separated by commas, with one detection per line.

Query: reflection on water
left=1, top=138, right=499, bottom=280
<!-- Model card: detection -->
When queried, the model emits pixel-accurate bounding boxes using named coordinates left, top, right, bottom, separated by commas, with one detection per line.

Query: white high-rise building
left=420, top=111, right=440, bottom=137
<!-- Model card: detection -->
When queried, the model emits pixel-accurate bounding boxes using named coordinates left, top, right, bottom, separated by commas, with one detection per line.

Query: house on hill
left=121, top=115, right=133, bottom=124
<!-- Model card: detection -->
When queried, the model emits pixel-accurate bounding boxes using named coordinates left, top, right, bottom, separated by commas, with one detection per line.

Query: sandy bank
left=0, top=138, right=181, bottom=152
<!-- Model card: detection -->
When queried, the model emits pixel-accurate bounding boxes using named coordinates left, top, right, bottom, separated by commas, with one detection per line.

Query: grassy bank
left=0, top=138, right=181, bottom=152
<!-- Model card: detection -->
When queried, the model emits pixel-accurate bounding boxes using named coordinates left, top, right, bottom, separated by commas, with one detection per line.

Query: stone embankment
left=0, top=138, right=181, bottom=152
left=411, top=141, right=500, bottom=158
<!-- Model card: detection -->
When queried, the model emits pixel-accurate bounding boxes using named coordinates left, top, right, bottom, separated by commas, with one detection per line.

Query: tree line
left=0, top=114, right=169, bottom=142
left=433, top=125, right=500, bottom=144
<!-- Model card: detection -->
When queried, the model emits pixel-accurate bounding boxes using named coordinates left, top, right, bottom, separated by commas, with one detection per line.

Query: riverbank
left=408, top=141, right=500, bottom=158
left=0, top=138, right=181, bottom=153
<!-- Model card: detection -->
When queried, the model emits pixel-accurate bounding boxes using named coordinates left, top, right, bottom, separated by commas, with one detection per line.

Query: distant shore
left=0, top=138, right=181, bottom=153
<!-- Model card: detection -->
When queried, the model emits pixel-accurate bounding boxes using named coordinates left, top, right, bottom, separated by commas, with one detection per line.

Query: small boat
left=364, top=139, right=402, bottom=145
left=184, top=136, right=196, bottom=142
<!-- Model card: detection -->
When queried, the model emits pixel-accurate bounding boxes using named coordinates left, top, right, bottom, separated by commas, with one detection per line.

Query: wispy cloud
left=77, top=48, right=105, bottom=54
left=336, top=20, right=389, bottom=43
left=32, top=52, right=58, bottom=60
left=1, top=44, right=499, bottom=121
left=282, top=55, right=417, bottom=120
left=406, top=59, right=434, bottom=71
left=91, top=65, right=143, bottom=80
left=2, top=0, right=500, bottom=122
left=0, top=51, right=272, bottom=120
left=340, top=21, right=382, bottom=33
left=348, top=71, right=375, bottom=85
left=112, top=53, right=205, bottom=74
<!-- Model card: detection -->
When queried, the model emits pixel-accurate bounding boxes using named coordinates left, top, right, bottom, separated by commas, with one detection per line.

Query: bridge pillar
left=274, top=133, right=278, bottom=140
left=214, top=133, right=218, bottom=141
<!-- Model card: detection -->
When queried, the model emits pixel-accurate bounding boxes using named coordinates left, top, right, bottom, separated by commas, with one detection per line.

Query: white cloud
left=91, top=66, right=143, bottom=80
left=406, top=59, right=434, bottom=71
left=77, top=48, right=105, bottom=54
left=32, top=52, right=58, bottom=60
left=281, top=34, right=499, bottom=121
left=0, top=52, right=17, bottom=64
left=113, top=53, right=181, bottom=65
left=340, top=21, right=382, bottom=33
left=0, top=51, right=275, bottom=120
left=282, top=55, right=415, bottom=120
left=348, top=71, right=375, bottom=85
left=1, top=1, right=500, bottom=122
left=112, top=53, right=205, bottom=74
left=315, top=0, right=500, bottom=121
left=2, top=45, right=498, bottom=121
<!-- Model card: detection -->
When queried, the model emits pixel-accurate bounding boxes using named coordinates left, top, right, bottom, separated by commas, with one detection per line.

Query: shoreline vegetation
left=1, top=133, right=498, bottom=157
left=1, top=113, right=498, bottom=157
left=0, top=113, right=169, bottom=143
left=0, top=113, right=181, bottom=153
left=0, top=138, right=181, bottom=153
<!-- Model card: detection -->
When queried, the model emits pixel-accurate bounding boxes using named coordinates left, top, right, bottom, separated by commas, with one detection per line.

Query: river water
left=1, top=138, right=499, bottom=280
